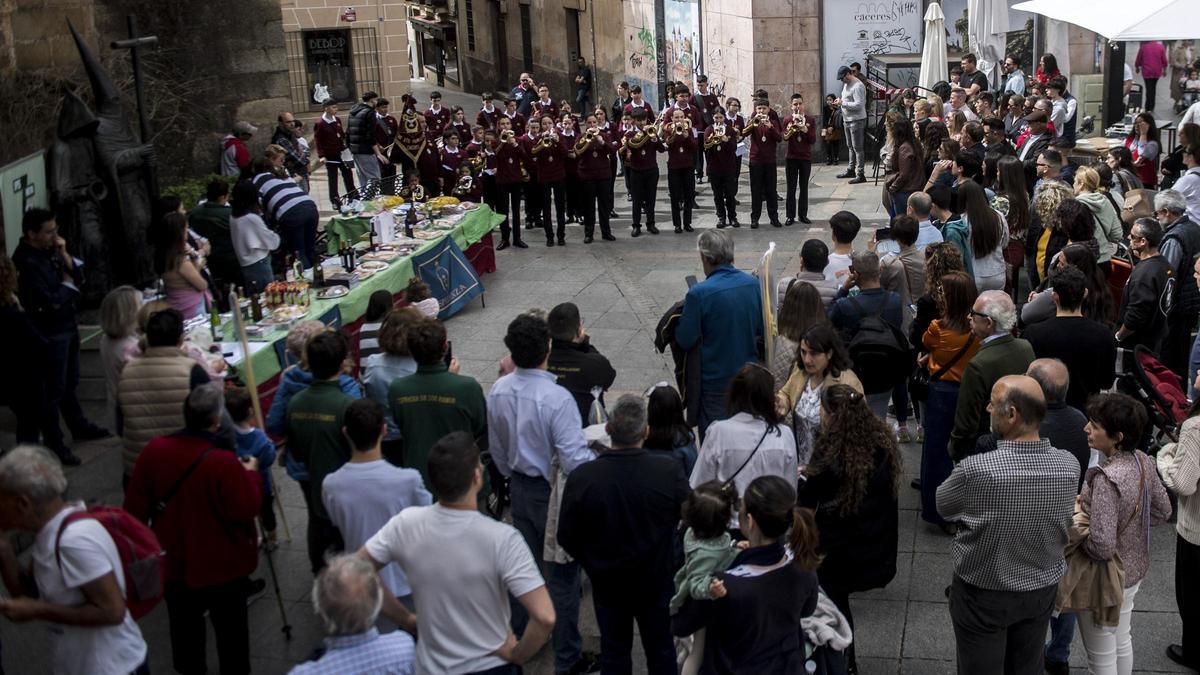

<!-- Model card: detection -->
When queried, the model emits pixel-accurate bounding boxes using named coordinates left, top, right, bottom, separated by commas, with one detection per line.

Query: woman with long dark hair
left=1107, top=146, right=1145, bottom=197
left=692, top=364, right=797, bottom=525
left=994, top=155, right=1030, bottom=297
left=1124, top=112, right=1162, bottom=189
left=770, top=281, right=829, bottom=386
left=671, top=475, right=821, bottom=673
left=959, top=180, right=1009, bottom=292
left=1036, top=53, right=1061, bottom=85
left=229, top=179, right=279, bottom=294
left=777, top=324, right=863, bottom=466
left=154, top=212, right=210, bottom=319
left=884, top=110, right=925, bottom=220
left=1023, top=242, right=1115, bottom=326
left=919, top=272, right=979, bottom=532
left=800, top=383, right=902, bottom=673
left=644, top=384, right=698, bottom=477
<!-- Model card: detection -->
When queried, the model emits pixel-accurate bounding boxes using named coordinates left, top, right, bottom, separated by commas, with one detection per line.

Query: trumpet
left=671, top=120, right=690, bottom=135
left=754, top=114, right=770, bottom=127
left=500, top=130, right=515, bottom=143
left=584, top=127, right=600, bottom=140
left=783, top=117, right=807, bottom=140
left=703, top=130, right=727, bottom=150
left=533, top=130, right=558, bottom=153
left=645, top=123, right=661, bottom=139
left=574, top=128, right=598, bottom=154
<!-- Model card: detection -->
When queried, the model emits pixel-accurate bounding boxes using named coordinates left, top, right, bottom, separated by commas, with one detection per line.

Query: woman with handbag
left=1073, top=393, right=1172, bottom=675
left=798, top=384, right=901, bottom=675
left=918, top=271, right=980, bottom=533
left=776, top=325, right=863, bottom=467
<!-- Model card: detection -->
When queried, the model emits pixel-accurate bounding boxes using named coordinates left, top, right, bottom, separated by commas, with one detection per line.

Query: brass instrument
left=645, top=123, right=662, bottom=139
left=500, top=130, right=515, bottom=144
left=574, top=127, right=599, bottom=155
left=532, top=130, right=558, bottom=154
left=783, top=117, right=807, bottom=140
left=703, top=127, right=729, bottom=150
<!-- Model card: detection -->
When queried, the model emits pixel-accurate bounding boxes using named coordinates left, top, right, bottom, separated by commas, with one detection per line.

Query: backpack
left=55, top=505, right=166, bottom=620
left=846, top=296, right=911, bottom=394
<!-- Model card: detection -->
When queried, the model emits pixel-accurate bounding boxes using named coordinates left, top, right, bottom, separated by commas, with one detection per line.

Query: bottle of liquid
left=405, top=206, right=417, bottom=239
left=313, top=261, right=325, bottom=287
left=209, top=297, right=222, bottom=342
left=284, top=254, right=295, bottom=282
left=250, top=293, right=263, bottom=323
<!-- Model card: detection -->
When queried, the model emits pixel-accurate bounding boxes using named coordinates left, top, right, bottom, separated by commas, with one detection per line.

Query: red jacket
left=449, top=121, right=471, bottom=145
left=124, top=432, right=262, bottom=589
left=704, top=126, right=738, bottom=175
left=745, top=117, right=782, bottom=164
left=690, top=92, right=720, bottom=126
left=440, top=146, right=464, bottom=185
left=476, top=106, right=501, bottom=131
left=665, top=129, right=697, bottom=169
left=623, top=129, right=665, bottom=171
left=659, top=103, right=704, bottom=130
left=313, top=115, right=347, bottom=159
left=503, top=111, right=528, bottom=136
left=424, top=106, right=452, bottom=136
left=783, top=114, right=817, bottom=161
left=576, top=133, right=616, bottom=180
left=531, top=134, right=567, bottom=182
left=495, top=141, right=525, bottom=185
left=623, top=100, right=654, bottom=118
left=531, top=99, right=559, bottom=122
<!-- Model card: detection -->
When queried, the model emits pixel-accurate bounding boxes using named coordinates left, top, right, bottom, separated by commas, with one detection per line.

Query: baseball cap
left=233, top=121, right=258, bottom=135
left=1023, top=110, right=1049, bottom=123
left=837, top=66, right=851, bottom=79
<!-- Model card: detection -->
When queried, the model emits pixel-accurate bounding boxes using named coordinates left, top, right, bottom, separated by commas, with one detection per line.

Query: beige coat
left=778, top=366, right=864, bottom=414
left=117, top=346, right=196, bottom=473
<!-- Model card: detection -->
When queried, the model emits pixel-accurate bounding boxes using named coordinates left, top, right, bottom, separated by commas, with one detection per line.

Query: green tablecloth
left=231, top=206, right=501, bottom=383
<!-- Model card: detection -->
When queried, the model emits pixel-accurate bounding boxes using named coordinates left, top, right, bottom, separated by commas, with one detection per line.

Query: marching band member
left=519, top=114, right=542, bottom=231
left=532, top=84, right=559, bottom=121
left=558, top=113, right=584, bottom=223
left=594, top=108, right=620, bottom=219
left=439, top=129, right=464, bottom=191
left=690, top=75, right=719, bottom=181
left=782, top=93, right=817, bottom=225
left=423, top=90, right=451, bottom=137
left=621, top=109, right=666, bottom=237
left=493, top=117, right=528, bottom=250
left=475, top=92, right=501, bottom=130
left=451, top=162, right=482, bottom=202
left=375, top=97, right=399, bottom=191
left=742, top=98, right=783, bottom=228
left=502, top=98, right=528, bottom=136
left=576, top=112, right=619, bottom=243
left=664, top=108, right=697, bottom=233
left=622, top=84, right=653, bottom=119
left=705, top=109, right=740, bottom=229
left=448, top=106, right=472, bottom=145
left=530, top=114, right=567, bottom=246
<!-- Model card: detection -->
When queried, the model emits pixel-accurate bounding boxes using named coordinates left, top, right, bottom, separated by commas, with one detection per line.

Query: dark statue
left=50, top=23, right=157, bottom=301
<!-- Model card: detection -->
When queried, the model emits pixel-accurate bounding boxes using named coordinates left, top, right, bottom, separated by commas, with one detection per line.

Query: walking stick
left=228, top=291, right=292, bottom=542
left=260, top=516, right=293, bottom=640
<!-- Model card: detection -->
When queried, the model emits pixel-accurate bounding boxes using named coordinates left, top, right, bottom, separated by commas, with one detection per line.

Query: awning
left=409, top=16, right=455, bottom=39
left=1011, top=0, right=1200, bottom=40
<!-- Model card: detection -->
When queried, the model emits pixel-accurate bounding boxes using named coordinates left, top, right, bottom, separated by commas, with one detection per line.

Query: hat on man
left=1023, top=110, right=1049, bottom=124
left=233, top=121, right=258, bottom=136
left=837, top=66, right=851, bottom=80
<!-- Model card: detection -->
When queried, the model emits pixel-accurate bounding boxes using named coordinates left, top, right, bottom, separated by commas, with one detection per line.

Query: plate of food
left=459, top=201, right=480, bottom=211
left=358, top=260, right=389, bottom=272
left=412, top=230, right=441, bottom=240
left=260, top=305, right=307, bottom=325
left=361, top=251, right=397, bottom=263
left=354, top=268, right=375, bottom=280
left=316, top=286, right=349, bottom=300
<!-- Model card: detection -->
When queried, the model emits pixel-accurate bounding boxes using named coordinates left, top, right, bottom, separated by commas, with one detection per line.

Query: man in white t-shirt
left=324, top=399, right=432, bottom=615
left=824, top=210, right=862, bottom=284
left=0, top=445, right=148, bottom=675
left=360, top=431, right=554, bottom=674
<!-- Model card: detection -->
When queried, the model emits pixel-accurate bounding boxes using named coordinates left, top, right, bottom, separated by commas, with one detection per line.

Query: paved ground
left=0, top=78, right=1194, bottom=674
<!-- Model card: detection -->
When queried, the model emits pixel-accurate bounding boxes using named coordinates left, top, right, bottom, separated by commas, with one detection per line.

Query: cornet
left=500, top=130, right=515, bottom=143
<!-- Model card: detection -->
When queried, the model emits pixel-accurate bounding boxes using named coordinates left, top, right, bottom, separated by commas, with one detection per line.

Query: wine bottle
left=209, top=296, right=222, bottom=342
left=405, top=206, right=417, bottom=239
left=250, top=293, right=263, bottom=322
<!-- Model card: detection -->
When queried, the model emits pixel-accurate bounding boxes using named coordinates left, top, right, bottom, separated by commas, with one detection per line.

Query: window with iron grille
left=465, top=0, right=475, bottom=51
left=284, top=26, right=382, bottom=112
left=519, top=4, right=532, bottom=73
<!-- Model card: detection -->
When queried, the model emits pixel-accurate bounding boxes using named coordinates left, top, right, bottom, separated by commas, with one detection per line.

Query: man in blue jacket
left=675, top=230, right=763, bottom=439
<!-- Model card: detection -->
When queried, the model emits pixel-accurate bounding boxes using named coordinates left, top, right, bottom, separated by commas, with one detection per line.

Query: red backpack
left=55, top=505, right=166, bottom=620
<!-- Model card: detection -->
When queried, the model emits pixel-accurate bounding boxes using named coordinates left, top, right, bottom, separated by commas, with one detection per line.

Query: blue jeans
left=696, top=385, right=728, bottom=444
left=887, top=190, right=911, bottom=222
left=509, top=473, right=582, bottom=673
left=42, top=329, right=89, bottom=451
left=241, top=258, right=273, bottom=295
left=277, top=201, right=319, bottom=269
left=921, top=380, right=959, bottom=525
left=1045, top=612, right=1077, bottom=663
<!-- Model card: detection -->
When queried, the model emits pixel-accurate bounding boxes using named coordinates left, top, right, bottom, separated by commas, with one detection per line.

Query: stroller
left=1115, top=345, right=1191, bottom=448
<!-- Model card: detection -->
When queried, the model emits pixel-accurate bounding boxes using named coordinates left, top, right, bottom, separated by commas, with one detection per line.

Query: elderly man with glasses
left=949, top=291, right=1035, bottom=461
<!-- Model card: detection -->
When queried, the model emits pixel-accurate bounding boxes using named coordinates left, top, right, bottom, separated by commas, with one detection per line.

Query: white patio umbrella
left=920, top=2, right=948, bottom=90
left=967, top=0, right=1010, bottom=88
left=1012, top=0, right=1200, bottom=40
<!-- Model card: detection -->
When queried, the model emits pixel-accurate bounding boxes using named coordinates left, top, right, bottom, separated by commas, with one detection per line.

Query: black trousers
left=540, top=181, right=566, bottom=240
left=524, top=180, right=541, bottom=225
left=694, top=143, right=705, bottom=178
left=1179, top=534, right=1200, bottom=663
left=820, top=577, right=857, bottom=671
left=42, top=329, right=90, bottom=452
left=380, top=160, right=397, bottom=194
left=481, top=174, right=498, bottom=211
left=949, top=576, right=1057, bottom=675
left=1145, top=77, right=1160, bottom=112
left=667, top=167, right=696, bottom=229
left=583, top=178, right=614, bottom=237
left=496, top=183, right=524, bottom=242
left=749, top=161, right=779, bottom=222
left=324, top=160, right=356, bottom=206
left=709, top=172, right=738, bottom=223
left=165, top=578, right=252, bottom=675
left=1164, top=312, right=1195, bottom=381
left=299, top=479, right=344, bottom=574
left=594, top=598, right=677, bottom=674
left=628, top=166, right=659, bottom=228
left=785, top=158, right=811, bottom=220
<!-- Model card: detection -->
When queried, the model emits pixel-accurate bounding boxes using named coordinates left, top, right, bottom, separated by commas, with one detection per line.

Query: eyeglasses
left=969, top=309, right=993, bottom=321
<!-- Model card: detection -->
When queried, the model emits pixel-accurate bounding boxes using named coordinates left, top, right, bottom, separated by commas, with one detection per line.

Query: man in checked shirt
left=937, top=375, right=1079, bottom=675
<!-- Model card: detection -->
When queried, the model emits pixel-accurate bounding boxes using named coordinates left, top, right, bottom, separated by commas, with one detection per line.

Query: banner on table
left=410, top=236, right=483, bottom=319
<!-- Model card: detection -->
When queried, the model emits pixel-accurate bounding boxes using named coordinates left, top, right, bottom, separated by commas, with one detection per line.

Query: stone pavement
left=0, top=82, right=1193, bottom=674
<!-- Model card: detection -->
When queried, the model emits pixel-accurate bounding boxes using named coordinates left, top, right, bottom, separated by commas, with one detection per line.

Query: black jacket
left=798, top=444, right=898, bottom=593
left=11, top=240, right=80, bottom=336
left=557, top=448, right=688, bottom=604
left=346, top=102, right=377, bottom=155
left=548, top=337, right=617, bottom=426
left=1117, top=254, right=1174, bottom=355
left=1040, top=403, right=1090, bottom=493
left=671, top=543, right=819, bottom=675
left=1023, top=316, right=1117, bottom=410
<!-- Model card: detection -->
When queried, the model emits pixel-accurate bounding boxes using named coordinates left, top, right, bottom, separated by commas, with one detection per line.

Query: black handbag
left=910, top=335, right=976, bottom=402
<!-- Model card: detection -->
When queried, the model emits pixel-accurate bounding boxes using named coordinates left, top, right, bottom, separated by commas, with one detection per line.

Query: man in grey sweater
left=835, top=65, right=867, bottom=184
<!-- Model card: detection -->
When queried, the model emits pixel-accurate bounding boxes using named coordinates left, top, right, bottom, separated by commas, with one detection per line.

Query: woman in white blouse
left=229, top=180, right=280, bottom=294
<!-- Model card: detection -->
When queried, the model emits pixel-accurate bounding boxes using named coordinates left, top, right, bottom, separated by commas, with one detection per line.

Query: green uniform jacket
left=389, top=363, right=487, bottom=490
left=286, top=379, right=353, bottom=520
left=949, top=335, right=1035, bottom=461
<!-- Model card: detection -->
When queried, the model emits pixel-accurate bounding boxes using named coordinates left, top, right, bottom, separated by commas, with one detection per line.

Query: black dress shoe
left=836, top=168, right=855, bottom=178
left=557, top=236, right=566, bottom=246
left=674, top=225, right=683, bottom=233
left=631, top=228, right=641, bottom=238
left=497, top=240, right=511, bottom=251
left=799, top=216, right=811, bottom=224
left=849, top=174, right=867, bottom=184
left=683, top=224, right=694, bottom=232
left=716, top=220, right=727, bottom=229
left=731, top=220, right=741, bottom=228
left=696, top=175, right=704, bottom=183
left=910, top=479, right=921, bottom=491
left=546, top=239, right=555, bottom=247
left=1167, top=644, right=1198, bottom=669
left=750, top=221, right=760, bottom=229
left=513, top=240, right=528, bottom=249
left=583, top=235, right=594, bottom=244
left=770, top=220, right=783, bottom=228
left=690, top=200, right=700, bottom=209
left=625, top=194, right=632, bottom=202
left=602, top=233, right=616, bottom=241
left=609, top=211, right=619, bottom=219
left=1043, top=657, right=1069, bottom=675
left=784, top=218, right=796, bottom=227
left=646, top=224, right=659, bottom=234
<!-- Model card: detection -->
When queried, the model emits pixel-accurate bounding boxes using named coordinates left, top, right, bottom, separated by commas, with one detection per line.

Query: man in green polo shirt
left=286, top=330, right=355, bottom=573
left=389, top=318, right=487, bottom=493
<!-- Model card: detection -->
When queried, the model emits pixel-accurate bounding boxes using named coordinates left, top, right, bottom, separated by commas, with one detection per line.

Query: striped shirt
left=252, top=172, right=315, bottom=222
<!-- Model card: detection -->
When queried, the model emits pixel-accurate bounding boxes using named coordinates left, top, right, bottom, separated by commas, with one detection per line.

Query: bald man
left=937, top=375, right=1079, bottom=675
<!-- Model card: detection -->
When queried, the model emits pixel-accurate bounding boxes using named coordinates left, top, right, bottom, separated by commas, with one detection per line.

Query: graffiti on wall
left=626, top=19, right=660, bottom=109
left=664, top=0, right=700, bottom=87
